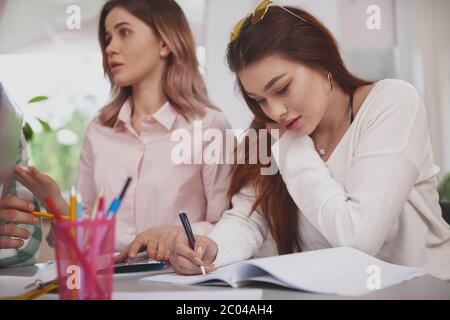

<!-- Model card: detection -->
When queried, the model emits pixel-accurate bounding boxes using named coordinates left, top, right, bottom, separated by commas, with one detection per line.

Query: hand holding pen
left=171, top=211, right=218, bottom=275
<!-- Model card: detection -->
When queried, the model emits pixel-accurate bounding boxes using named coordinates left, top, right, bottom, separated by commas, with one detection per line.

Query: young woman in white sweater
left=170, top=2, right=450, bottom=280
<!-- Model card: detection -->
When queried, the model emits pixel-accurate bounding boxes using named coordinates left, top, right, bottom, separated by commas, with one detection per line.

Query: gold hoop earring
left=328, top=72, right=333, bottom=92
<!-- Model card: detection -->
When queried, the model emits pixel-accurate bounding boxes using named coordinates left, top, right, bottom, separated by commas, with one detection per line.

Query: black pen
left=179, top=210, right=207, bottom=275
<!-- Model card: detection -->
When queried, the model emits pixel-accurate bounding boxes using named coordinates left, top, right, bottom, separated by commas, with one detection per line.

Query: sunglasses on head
left=230, top=0, right=308, bottom=42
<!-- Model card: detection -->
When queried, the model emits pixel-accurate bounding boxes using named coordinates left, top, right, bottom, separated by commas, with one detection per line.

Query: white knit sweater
left=209, top=79, right=450, bottom=280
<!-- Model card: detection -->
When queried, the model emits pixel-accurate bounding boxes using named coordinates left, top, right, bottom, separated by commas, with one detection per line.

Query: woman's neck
left=132, top=77, right=167, bottom=118
left=131, top=72, right=167, bottom=134
left=313, top=86, right=350, bottom=140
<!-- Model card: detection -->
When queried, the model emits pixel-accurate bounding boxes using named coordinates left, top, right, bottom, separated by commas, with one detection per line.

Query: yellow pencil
left=70, top=186, right=77, bottom=222
left=69, top=186, right=78, bottom=300
left=32, top=211, right=70, bottom=220
left=2, top=283, right=59, bottom=300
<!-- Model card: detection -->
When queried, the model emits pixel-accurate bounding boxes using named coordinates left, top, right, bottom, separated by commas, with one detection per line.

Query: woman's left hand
left=114, top=225, right=184, bottom=263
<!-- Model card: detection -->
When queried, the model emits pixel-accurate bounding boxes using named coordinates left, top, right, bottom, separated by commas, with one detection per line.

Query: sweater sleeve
left=208, top=185, right=269, bottom=267
left=271, top=81, right=426, bottom=256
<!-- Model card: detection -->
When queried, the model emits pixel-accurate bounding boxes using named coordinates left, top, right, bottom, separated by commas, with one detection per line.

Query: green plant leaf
left=22, top=122, right=34, bottom=141
left=36, top=118, right=51, bottom=132
left=28, top=96, right=49, bottom=104
left=438, top=173, right=450, bottom=202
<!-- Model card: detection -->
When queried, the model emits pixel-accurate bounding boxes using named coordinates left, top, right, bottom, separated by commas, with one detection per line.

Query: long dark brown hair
left=227, top=6, right=372, bottom=254
left=98, top=0, right=218, bottom=127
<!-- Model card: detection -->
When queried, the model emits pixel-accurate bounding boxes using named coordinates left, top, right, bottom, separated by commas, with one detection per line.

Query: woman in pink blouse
left=14, top=0, right=232, bottom=264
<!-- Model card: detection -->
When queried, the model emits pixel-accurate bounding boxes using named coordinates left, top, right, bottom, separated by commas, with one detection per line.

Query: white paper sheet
left=140, top=247, right=427, bottom=296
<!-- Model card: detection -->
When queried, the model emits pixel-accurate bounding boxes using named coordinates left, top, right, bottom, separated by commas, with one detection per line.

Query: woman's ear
left=159, top=39, right=171, bottom=58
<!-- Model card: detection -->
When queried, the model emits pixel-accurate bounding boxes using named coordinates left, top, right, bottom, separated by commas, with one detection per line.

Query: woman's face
left=238, top=54, right=330, bottom=135
left=104, top=7, right=168, bottom=87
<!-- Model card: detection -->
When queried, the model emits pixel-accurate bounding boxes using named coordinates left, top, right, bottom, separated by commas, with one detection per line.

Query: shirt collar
left=113, top=98, right=177, bottom=131
left=113, top=98, right=132, bottom=130
left=147, top=101, right=177, bottom=131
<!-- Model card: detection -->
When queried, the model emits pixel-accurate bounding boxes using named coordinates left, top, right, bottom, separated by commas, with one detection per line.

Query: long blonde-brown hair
left=98, top=0, right=218, bottom=127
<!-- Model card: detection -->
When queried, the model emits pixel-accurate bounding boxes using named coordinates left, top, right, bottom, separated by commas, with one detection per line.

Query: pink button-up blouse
left=76, top=99, right=232, bottom=250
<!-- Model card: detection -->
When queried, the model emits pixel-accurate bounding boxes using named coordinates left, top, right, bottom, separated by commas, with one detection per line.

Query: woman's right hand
left=170, top=232, right=218, bottom=275
left=0, top=196, right=39, bottom=249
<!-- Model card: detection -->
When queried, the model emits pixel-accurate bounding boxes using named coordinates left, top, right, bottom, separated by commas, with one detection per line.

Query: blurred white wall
left=203, top=0, right=254, bottom=130
left=394, top=0, right=450, bottom=176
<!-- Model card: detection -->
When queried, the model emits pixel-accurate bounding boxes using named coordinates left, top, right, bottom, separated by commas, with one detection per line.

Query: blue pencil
left=106, top=177, right=132, bottom=218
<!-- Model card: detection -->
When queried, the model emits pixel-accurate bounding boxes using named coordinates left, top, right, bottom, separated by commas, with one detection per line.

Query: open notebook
left=140, top=247, right=427, bottom=296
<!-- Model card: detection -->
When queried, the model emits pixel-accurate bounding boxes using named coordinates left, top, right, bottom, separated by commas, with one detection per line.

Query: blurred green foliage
left=22, top=96, right=51, bottom=141
left=28, top=110, right=89, bottom=193
left=438, top=173, right=450, bottom=202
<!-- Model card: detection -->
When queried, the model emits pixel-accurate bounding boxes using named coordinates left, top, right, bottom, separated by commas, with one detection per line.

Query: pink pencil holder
left=52, top=218, right=115, bottom=300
